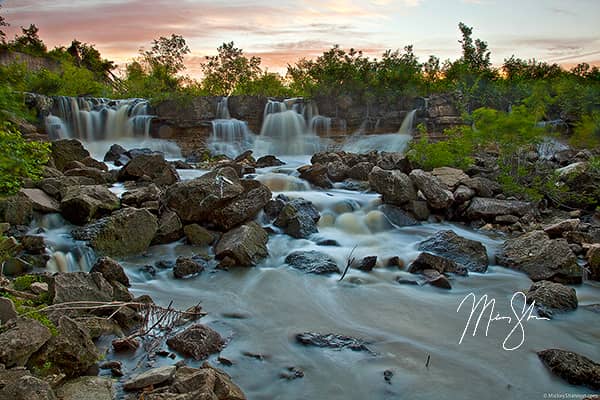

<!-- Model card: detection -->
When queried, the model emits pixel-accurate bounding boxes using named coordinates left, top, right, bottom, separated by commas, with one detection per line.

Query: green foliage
left=0, top=292, right=56, bottom=335
left=570, top=112, right=600, bottom=148
left=233, top=71, right=291, bottom=97
left=8, top=24, right=47, bottom=55
left=201, top=41, right=262, bottom=96
left=13, top=274, right=43, bottom=291
left=0, top=122, right=50, bottom=195
left=408, top=126, right=474, bottom=170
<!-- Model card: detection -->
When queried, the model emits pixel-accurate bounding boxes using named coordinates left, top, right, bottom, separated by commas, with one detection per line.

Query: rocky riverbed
left=0, top=138, right=599, bottom=399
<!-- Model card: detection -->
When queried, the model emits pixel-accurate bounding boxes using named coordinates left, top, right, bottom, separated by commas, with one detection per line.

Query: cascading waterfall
left=341, top=109, right=416, bottom=154
left=45, top=96, right=154, bottom=141
left=398, top=109, right=417, bottom=135
left=209, top=97, right=256, bottom=158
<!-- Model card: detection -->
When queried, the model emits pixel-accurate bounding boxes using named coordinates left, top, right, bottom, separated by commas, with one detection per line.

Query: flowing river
left=35, top=97, right=600, bottom=399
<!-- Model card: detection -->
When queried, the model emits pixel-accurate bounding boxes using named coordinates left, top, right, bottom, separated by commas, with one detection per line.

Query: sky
left=2, top=0, right=600, bottom=78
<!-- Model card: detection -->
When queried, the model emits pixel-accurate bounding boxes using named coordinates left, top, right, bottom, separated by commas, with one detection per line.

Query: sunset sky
left=2, top=0, right=599, bottom=78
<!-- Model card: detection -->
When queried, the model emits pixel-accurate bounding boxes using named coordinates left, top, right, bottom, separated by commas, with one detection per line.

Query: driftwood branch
left=339, top=245, right=358, bottom=281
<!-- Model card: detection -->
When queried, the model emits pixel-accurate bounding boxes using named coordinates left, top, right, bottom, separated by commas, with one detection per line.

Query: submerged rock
left=537, top=349, right=600, bottom=390
left=173, top=256, right=206, bottom=279
left=90, top=256, right=130, bottom=287
left=285, top=251, right=340, bottom=275
left=418, top=230, right=488, bottom=273
left=408, top=252, right=468, bottom=276
left=274, top=198, right=320, bottom=238
left=215, top=222, right=268, bottom=267
left=525, top=281, right=577, bottom=318
left=256, top=155, right=285, bottom=168
left=295, top=332, right=371, bottom=352
left=497, top=231, right=581, bottom=283
left=167, top=324, right=225, bottom=360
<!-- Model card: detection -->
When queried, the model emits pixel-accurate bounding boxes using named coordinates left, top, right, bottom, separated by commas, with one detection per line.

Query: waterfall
left=255, top=110, right=320, bottom=156
left=209, top=96, right=255, bottom=158
left=263, top=100, right=287, bottom=121
left=398, top=109, right=417, bottom=135
left=309, top=115, right=332, bottom=136
left=45, top=96, right=154, bottom=141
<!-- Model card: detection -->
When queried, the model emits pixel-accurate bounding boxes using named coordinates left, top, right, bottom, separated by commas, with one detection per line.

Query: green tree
left=201, top=41, right=262, bottom=96
left=66, top=40, right=115, bottom=81
left=11, top=24, right=47, bottom=54
left=141, top=34, right=190, bottom=75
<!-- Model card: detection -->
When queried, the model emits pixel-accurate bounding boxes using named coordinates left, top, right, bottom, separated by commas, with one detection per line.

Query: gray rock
left=497, top=231, right=581, bottom=283
left=379, top=204, right=419, bottom=227
left=207, top=179, right=272, bottom=231
left=19, top=188, right=60, bottom=213
left=368, top=166, right=417, bottom=206
left=214, top=222, right=268, bottom=267
left=64, top=167, right=113, bottom=185
left=465, top=197, right=532, bottom=220
left=274, top=198, right=320, bottom=238
left=0, top=297, right=17, bottom=324
left=256, top=155, right=285, bottom=168
left=526, top=281, right=577, bottom=318
left=51, top=139, right=90, bottom=171
left=153, top=209, right=184, bottom=245
left=285, top=251, right=340, bottom=274
left=453, top=185, right=475, bottom=204
left=408, top=252, right=468, bottom=276
left=123, top=366, right=176, bottom=391
left=55, top=376, right=115, bottom=400
left=0, top=374, right=57, bottom=400
left=166, top=325, right=225, bottom=360
left=184, top=224, right=216, bottom=246
left=543, top=219, right=580, bottom=238
left=326, top=161, right=349, bottom=182
left=103, top=144, right=127, bottom=163
left=173, top=256, right=206, bottom=279
left=121, top=183, right=162, bottom=208
left=73, top=208, right=158, bottom=257
left=377, top=152, right=411, bottom=173
left=421, top=269, right=452, bottom=289
left=0, top=317, right=51, bottom=367
left=347, top=162, right=374, bottom=181
left=48, top=272, right=114, bottom=304
left=356, top=256, right=377, bottom=272
left=410, top=169, right=454, bottom=210
left=60, top=185, right=120, bottom=225
left=37, top=176, right=96, bottom=200
left=431, top=167, right=469, bottom=189
left=537, top=349, right=599, bottom=390
left=90, top=256, right=130, bottom=287
left=298, top=164, right=333, bottom=188
left=296, top=332, right=371, bottom=352
left=118, top=154, right=180, bottom=186
left=165, top=167, right=244, bottom=223
left=460, top=176, right=501, bottom=198
left=418, top=230, right=488, bottom=272
left=0, top=192, right=34, bottom=225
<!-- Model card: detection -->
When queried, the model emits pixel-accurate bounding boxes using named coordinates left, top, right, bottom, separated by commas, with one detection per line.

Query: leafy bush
left=407, top=126, right=474, bottom=170
left=570, top=112, right=600, bottom=148
left=0, top=122, right=50, bottom=195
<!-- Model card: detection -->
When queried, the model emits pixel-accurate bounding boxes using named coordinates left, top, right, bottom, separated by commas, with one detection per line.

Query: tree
left=201, top=41, right=262, bottom=96
left=0, top=6, right=8, bottom=45
left=141, top=34, right=190, bottom=75
left=12, top=24, right=47, bottom=54
left=458, top=22, right=491, bottom=73
left=66, top=40, right=115, bottom=80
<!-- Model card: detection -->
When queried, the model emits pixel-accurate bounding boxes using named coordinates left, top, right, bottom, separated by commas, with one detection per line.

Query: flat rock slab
left=285, top=251, right=340, bottom=275
left=0, top=317, right=51, bottom=367
left=55, top=376, right=115, bottom=400
left=295, top=332, right=372, bottom=353
left=124, top=365, right=176, bottom=391
left=20, top=188, right=60, bottom=213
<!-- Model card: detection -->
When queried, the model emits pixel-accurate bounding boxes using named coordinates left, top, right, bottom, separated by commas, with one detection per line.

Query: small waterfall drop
left=398, top=109, right=417, bottom=135
left=45, top=96, right=154, bottom=141
left=209, top=97, right=256, bottom=158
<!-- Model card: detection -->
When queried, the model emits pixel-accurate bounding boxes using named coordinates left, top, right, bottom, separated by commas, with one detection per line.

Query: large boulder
left=409, top=169, right=454, bottom=210
left=418, top=230, right=488, bottom=272
left=152, top=209, right=183, bottom=245
left=48, top=272, right=114, bottom=304
left=165, top=167, right=244, bottom=223
left=118, top=154, right=179, bottom=186
left=51, top=139, right=90, bottom=171
left=326, top=161, right=350, bottom=182
left=0, top=317, right=51, bottom=367
left=90, top=257, right=130, bottom=287
left=368, top=166, right=417, bottom=206
left=19, top=188, right=60, bottom=213
left=60, top=185, right=120, bottom=225
left=183, top=224, right=216, bottom=246
left=0, top=374, right=57, bottom=400
left=377, top=152, right=411, bottom=173
left=497, top=231, right=581, bottom=283
left=347, top=162, right=375, bottom=181
left=431, top=167, right=469, bottom=190
left=37, top=176, right=96, bottom=200
left=298, top=164, right=333, bottom=188
left=121, top=183, right=162, bottom=208
left=103, top=143, right=127, bottom=162
left=207, top=179, right=272, bottom=231
left=284, top=250, right=340, bottom=274
left=525, top=281, right=577, bottom=318
left=274, top=198, right=320, bottom=239
left=214, top=222, right=268, bottom=267
left=64, top=167, right=113, bottom=185
left=0, top=192, right=33, bottom=225
left=123, top=366, right=176, bottom=391
left=72, top=208, right=158, bottom=257
left=29, top=316, right=98, bottom=377
left=537, top=349, right=599, bottom=390
left=166, top=324, right=225, bottom=360
left=460, top=177, right=502, bottom=198
left=465, top=197, right=531, bottom=220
